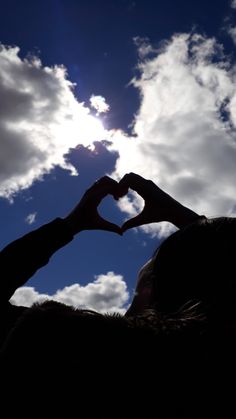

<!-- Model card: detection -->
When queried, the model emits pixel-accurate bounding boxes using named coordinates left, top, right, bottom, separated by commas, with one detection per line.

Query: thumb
left=99, top=218, right=123, bottom=235
left=121, top=213, right=145, bottom=232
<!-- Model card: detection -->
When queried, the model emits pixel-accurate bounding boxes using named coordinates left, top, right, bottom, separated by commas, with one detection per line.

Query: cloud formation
left=25, top=212, right=37, bottom=224
left=231, top=0, right=236, bottom=9
left=228, top=26, right=236, bottom=44
left=90, top=95, right=110, bottom=114
left=2, top=33, right=236, bottom=239
left=109, top=33, right=236, bottom=236
left=10, top=271, right=129, bottom=314
left=0, top=44, right=106, bottom=199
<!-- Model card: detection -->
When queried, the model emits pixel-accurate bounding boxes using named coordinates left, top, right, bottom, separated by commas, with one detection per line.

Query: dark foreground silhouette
left=0, top=173, right=235, bottom=417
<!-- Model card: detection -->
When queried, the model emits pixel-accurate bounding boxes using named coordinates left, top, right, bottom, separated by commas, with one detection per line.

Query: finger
left=89, top=176, right=120, bottom=205
left=98, top=217, right=123, bottom=235
left=113, top=184, right=129, bottom=200
left=121, top=212, right=146, bottom=232
left=118, top=173, right=149, bottom=198
left=91, top=176, right=117, bottom=192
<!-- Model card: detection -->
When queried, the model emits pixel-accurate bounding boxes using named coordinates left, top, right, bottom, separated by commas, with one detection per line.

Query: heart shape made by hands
left=97, top=179, right=146, bottom=234
left=67, top=172, right=174, bottom=235
left=98, top=188, right=136, bottom=231
left=96, top=172, right=179, bottom=234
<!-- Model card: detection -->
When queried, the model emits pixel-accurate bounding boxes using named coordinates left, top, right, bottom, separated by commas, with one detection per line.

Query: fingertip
left=114, top=186, right=129, bottom=200
left=121, top=224, right=129, bottom=233
left=108, top=224, right=123, bottom=236
left=112, top=194, right=120, bottom=201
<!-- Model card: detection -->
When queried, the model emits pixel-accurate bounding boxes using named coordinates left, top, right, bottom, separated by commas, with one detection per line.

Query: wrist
left=167, top=202, right=201, bottom=229
left=63, top=214, right=84, bottom=236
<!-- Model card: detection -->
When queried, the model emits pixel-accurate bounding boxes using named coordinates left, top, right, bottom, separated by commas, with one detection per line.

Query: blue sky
left=1, top=0, right=236, bottom=313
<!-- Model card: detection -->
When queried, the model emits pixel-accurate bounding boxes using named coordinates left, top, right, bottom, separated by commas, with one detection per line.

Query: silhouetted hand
left=64, top=176, right=121, bottom=235
left=117, top=173, right=200, bottom=231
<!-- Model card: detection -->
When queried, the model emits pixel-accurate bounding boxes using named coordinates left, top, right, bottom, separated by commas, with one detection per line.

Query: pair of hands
left=64, top=173, right=199, bottom=235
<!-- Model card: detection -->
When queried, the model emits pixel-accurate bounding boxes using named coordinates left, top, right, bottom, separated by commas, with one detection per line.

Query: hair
left=2, top=298, right=233, bottom=416
left=151, top=216, right=236, bottom=322
left=1, top=217, right=236, bottom=416
left=0, top=299, right=205, bottom=362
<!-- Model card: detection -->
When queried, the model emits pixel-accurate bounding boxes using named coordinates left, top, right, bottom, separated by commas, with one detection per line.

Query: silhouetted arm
left=117, top=173, right=202, bottom=231
left=0, top=176, right=121, bottom=304
left=0, top=218, right=74, bottom=303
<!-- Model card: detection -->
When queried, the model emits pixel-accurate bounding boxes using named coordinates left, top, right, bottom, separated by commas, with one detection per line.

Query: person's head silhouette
left=128, top=216, right=236, bottom=323
left=1, top=172, right=236, bottom=416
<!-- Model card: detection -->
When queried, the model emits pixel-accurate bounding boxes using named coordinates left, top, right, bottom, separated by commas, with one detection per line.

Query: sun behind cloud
left=0, top=44, right=108, bottom=199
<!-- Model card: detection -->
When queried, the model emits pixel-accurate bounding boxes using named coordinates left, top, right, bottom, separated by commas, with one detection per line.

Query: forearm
left=168, top=202, right=202, bottom=229
left=0, top=218, right=74, bottom=302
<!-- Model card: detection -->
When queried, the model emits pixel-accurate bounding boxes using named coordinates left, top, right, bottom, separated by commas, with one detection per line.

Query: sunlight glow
left=53, top=104, right=108, bottom=154
left=90, top=95, right=110, bottom=114
left=0, top=44, right=111, bottom=197
left=76, top=113, right=107, bottom=145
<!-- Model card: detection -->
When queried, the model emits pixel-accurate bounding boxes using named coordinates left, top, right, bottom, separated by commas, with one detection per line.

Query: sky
left=1, top=0, right=236, bottom=313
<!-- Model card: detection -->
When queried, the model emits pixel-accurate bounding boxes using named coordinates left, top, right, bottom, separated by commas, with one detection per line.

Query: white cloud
left=25, top=212, right=37, bottom=224
left=89, top=95, right=110, bottom=114
left=228, top=26, right=236, bottom=44
left=10, top=287, right=50, bottom=306
left=231, top=0, right=236, bottom=9
left=133, top=36, right=157, bottom=59
left=10, top=271, right=129, bottom=314
left=3, top=34, right=236, bottom=239
left=108, top=33, right=236, bottom=237
left=0, top=44, right=107, bottom=199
